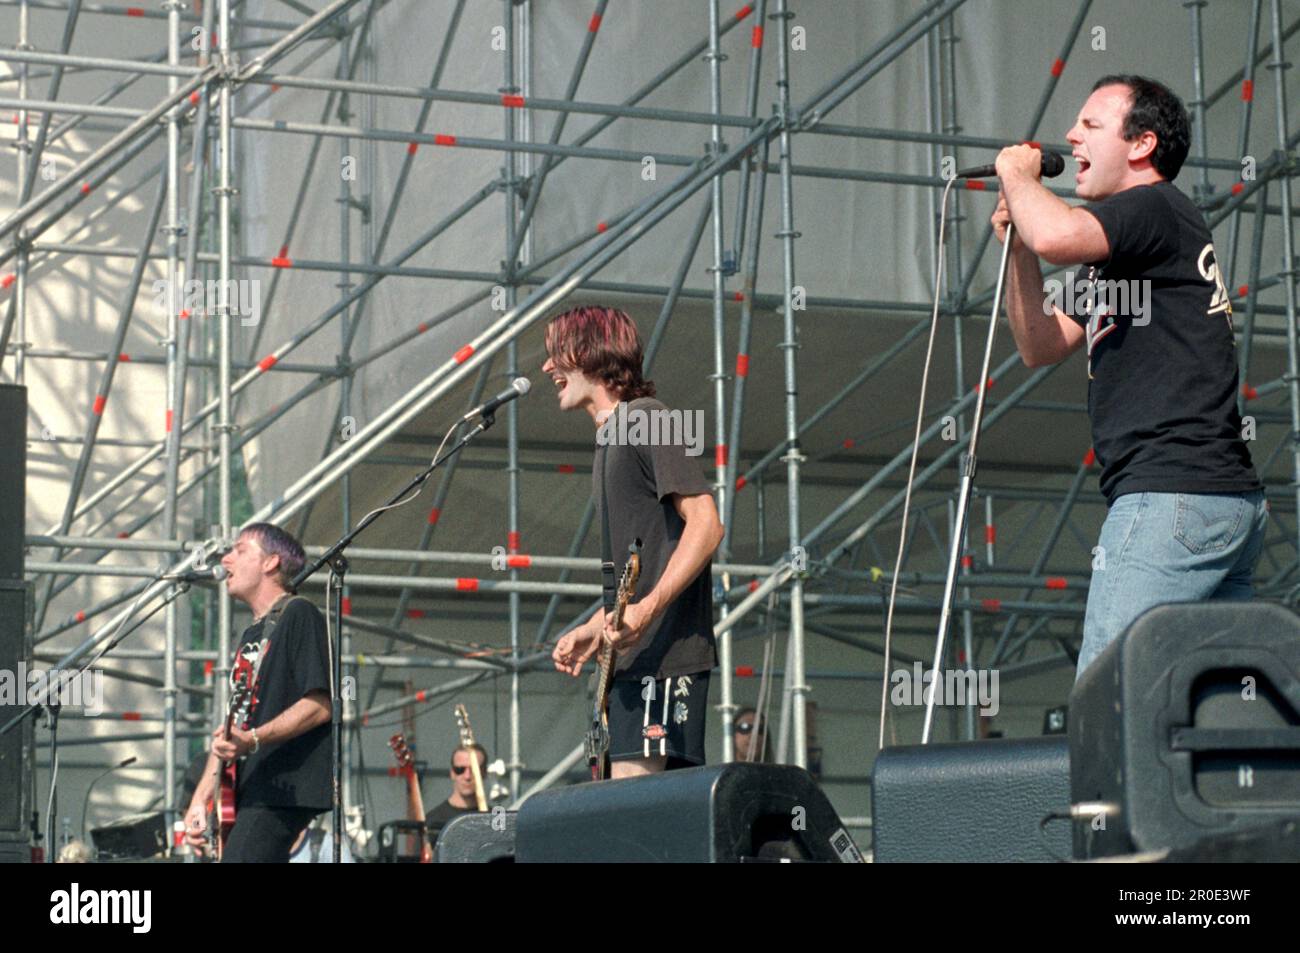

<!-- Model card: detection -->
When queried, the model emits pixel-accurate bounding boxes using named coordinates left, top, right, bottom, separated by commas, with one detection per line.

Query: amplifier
left=871, top=736, right=1072, bottom=862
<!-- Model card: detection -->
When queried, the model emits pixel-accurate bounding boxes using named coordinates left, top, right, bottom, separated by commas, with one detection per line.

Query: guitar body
left=204, top=650, right=254, bottom=861
left=586, top=546, right=639, bottom=781
left=214, top=762, right=238, bottom=860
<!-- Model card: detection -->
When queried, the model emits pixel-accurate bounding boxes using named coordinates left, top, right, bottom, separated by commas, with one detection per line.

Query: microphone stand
left=290, top=411, right=501, bottom=863
left=0, top=583, right=189, bottom=861
left=921, top=221, right=1017, bottom=744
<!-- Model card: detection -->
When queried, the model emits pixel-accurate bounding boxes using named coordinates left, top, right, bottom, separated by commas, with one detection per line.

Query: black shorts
left=608, top=670, right=710, bottom=765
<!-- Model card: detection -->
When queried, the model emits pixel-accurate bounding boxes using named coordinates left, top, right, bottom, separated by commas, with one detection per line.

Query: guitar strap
left=241, top=592, right=307, bottom=705
left=599, top=442, right=617, bottom=616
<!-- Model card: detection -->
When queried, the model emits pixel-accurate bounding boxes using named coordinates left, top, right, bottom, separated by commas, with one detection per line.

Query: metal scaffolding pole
left=1268, top=0, right=1300, bottom=555
left=772, top=0, right=807, bottom=769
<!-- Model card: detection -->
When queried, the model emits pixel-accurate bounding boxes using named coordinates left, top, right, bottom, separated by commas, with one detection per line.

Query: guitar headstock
left=453, top=703, right=476, bottom=749
left=620, top=539, right=642, bottom=591
left=389, top=733, right=414, bottom=772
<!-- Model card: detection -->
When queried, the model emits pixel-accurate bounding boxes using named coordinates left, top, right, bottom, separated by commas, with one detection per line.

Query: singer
left=991, top=75, right=1265, bottom=681
left=545, top=306, right=723, bottom=776
left=182, top=523, right=333, bottom=861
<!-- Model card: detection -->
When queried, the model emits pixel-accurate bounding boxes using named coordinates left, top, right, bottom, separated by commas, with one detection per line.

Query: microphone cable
left=876, top=176, right=958, bottom=753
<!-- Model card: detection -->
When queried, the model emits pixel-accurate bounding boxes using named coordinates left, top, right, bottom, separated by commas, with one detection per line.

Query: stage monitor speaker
left=871, top=736, right=1072, bottom=862
left=434, top=811, right=516, bottom=863
left=90, top=811, right=167, bottom=861
left=1070, top=601, right=1300, bottom=859
left=0, top=384, right=25, bottom=581
left=515, top=763, right=863, bottom=863
left=0, top=583, right=33, bottom=838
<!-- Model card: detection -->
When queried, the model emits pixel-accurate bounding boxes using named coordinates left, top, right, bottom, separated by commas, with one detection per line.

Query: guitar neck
left=467, top=756, right=488, bottom=812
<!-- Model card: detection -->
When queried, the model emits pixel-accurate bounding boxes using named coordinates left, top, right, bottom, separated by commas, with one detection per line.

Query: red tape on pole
left=456, top=578, right=480, bottom=592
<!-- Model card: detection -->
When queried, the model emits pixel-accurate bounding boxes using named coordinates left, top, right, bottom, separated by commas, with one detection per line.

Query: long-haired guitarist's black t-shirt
left=234, top=596, right=332, bottom=810
left=592, top=397, right=717, bottom=680
left=1071, top=180, right=1260, bottom=504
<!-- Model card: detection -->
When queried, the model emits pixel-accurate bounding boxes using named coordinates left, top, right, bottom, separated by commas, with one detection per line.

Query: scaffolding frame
left=5, top=0, right=1300, bottom=843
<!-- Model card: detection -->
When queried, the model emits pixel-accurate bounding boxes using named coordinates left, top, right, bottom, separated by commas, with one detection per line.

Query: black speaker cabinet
left=515, top=763, right=862, bottom=863
left=434, top=811, right=517, bottom=863
left=1070, top=601, right=1300, bottom=859
left=90, top=811, right=168, bottom=861
left=0, top=583, right=33, bottom=839
left=0, top=384, right=25, bottom=581
left=871, top=736, right=1072, bottom=862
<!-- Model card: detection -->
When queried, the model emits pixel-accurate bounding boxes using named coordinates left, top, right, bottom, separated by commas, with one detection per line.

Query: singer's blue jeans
left=1075, top=489, right=1268, bottom=681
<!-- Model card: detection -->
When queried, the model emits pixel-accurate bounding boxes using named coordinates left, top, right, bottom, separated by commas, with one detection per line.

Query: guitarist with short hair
left=546, top=306, right=724, bottom=779
left=183, top=522, right=333, bottom=862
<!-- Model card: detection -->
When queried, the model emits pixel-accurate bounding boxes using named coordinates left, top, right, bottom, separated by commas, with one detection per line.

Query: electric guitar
left=453, top=704, right=488, bottom=812
left=206, top=652, right=253, bottom=861
left=388, top=734, right=432, bottom=863
left=585, top=544, right=640, bottom=781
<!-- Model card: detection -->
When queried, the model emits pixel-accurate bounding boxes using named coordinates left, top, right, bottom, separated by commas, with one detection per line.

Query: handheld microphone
left=164, top=565, right=228, bottom=584
left=955, top=150, right=1066, bottom=180
left=462, top=377, right=531, bottom=423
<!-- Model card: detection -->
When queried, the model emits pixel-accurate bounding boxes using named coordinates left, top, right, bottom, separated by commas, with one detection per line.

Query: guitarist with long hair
left=546, top=306, right=724, bottom=779
left=182, top=523, right=333, bottom=862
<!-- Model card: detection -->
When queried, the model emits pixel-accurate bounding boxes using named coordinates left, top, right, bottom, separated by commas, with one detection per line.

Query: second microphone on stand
left=462, top=377, right=531, bottom=423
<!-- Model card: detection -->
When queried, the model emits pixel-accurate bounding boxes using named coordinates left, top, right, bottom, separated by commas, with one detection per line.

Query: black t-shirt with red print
left=1072, top=181, right=1260, bottom=505
left=234, top=596, right=332, bottom=810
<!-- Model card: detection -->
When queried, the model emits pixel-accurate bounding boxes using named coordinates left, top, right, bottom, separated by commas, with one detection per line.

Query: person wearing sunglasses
left=733, top=707, right=771, bottom=763
left=424, top=743, right=489, bottom=846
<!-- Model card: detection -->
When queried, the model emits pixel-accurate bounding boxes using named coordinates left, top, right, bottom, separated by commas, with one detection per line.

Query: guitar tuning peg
left=487, top=758, right=506, bottom=777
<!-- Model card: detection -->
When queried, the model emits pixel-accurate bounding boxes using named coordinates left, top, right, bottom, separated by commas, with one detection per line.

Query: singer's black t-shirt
left=1067, top=181, right=1260, bottom=504
left=234, top=596, right=333, bottom=811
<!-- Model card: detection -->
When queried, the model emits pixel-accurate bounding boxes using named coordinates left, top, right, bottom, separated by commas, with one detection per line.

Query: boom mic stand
left=290, top=411, right=501, bottom=863
left=921, top=221, right=1018, bottom=743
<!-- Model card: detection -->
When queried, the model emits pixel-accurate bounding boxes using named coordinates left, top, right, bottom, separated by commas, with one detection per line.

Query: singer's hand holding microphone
left=964, top=145, right=1066, bottom=247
